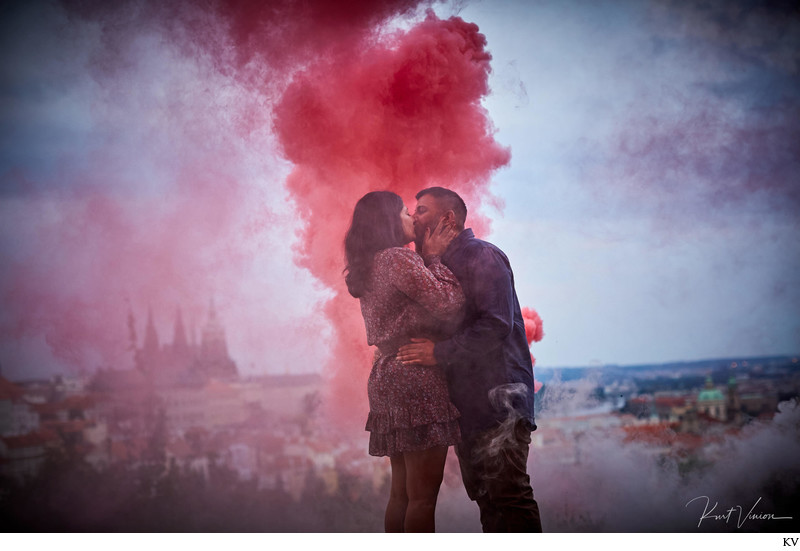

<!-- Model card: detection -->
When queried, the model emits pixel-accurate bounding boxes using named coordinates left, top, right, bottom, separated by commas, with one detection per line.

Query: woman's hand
left=422, top=218, right=458, bottom=258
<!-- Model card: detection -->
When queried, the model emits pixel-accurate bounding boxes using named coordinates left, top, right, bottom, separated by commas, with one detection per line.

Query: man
left=397, top=187, right=543, bottom=532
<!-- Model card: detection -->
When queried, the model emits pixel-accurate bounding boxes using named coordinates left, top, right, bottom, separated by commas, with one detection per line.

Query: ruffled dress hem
left=366, top=419, right=461, bottom=457
left=365, top=408, right=461, bottom=457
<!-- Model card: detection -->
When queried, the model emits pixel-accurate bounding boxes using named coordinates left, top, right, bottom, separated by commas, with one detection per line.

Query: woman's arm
left=380, top=247, right=464, bottom=320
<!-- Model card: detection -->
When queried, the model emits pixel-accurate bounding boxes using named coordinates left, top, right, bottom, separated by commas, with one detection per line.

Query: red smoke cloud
left=522, top=307, right=544, bottom=392
left=61, top=0, right=430, bottom=95
left=3, top=0, right=431, bottom=379
left=272, top=11, right=510, bottom=425
left=522, top=306, right=544, bottom=346
left=215, top=0, right=426, bottom=73
left=0, top=156, right=255, bottom=373
left=3, top=1, right=515, bottom=428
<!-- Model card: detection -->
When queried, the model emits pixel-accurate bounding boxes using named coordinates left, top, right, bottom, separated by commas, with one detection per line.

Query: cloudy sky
left=457, top=0, right=800, bottom=367
left=0, top=0, right=798, bottom=383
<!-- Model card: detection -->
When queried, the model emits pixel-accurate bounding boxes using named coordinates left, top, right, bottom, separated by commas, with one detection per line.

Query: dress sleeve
left=379, top=247, right=464, bottom=320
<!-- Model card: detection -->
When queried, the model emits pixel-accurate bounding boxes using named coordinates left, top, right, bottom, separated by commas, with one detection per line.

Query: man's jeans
left=455, top=418, right=543, bottom=532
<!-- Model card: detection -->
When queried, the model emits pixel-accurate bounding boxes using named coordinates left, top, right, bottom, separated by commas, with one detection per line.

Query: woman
left=344, top=191, right=464, bottom=532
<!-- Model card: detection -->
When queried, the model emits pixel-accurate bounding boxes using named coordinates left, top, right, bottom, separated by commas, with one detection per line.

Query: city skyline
left=1, top=342, right=797, bottom=533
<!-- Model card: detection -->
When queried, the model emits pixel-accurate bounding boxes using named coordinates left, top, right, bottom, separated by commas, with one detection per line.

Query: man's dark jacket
left=434, top=228, right=536, bottom=437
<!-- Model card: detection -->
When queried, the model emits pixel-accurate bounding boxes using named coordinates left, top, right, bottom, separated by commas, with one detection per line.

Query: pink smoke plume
left=521, top=307, right=544, bottom=392
left=2, top=0, right=348, bottom=376
left=213, top=0, right=427, bottom=73
left=2, top=1, right=515, bottom=428
left=272, top=11, right=510, bottom=425
left=522, top=306, right=544, bottom=346
left=0, top=149, right=258, bottom=373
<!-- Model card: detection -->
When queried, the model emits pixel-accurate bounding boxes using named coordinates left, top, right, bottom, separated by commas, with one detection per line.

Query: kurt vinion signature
left=685, top=495, right=794, bottom=529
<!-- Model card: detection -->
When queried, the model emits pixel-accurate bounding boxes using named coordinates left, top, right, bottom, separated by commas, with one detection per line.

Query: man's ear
left=443, top=210, right=456, bottom=225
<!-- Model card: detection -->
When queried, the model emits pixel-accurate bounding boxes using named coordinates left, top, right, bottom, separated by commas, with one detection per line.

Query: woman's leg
left=386, top=454, right=408, bottom=532
left=403, top=446, right=449, bottom=532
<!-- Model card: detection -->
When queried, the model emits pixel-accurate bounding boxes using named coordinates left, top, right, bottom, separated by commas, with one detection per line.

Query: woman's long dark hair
left=344, top=191, right=406, bottom=298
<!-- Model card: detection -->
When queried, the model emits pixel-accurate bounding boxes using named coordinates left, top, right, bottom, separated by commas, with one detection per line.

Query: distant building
left=88, top=300, right=238, bottom=400
left=237, top=374, right=323, bottom=418
left=726, top=377, right=742, bottom=424
left=653, top=392, right=691, bottom=423
left=135, top=301, right=238, bottom=386
left=0, top=376, right=40, bottom=437
left=52, top=374, right=89, bottom=397
left=156, top=373, right=324, bottom=433
left=738, top=381, right=780, bottom=419
left=0, top=431, right=56, bottom=480
left=696, top=376, right=726, bottom=421
left=159, top=379, right=249, bottom=432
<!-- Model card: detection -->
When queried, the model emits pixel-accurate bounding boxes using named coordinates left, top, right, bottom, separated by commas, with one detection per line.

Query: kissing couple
left=344, top=187, right=543, bottom=532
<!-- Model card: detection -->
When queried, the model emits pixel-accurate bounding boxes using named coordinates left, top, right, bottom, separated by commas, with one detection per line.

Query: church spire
left=172, top=307, right=189, bottom=354
left=126, top=300, right=138, bottom=353
left=198, top=296, right=237, bottom=379
left=142, top=307, right=160, bottom=359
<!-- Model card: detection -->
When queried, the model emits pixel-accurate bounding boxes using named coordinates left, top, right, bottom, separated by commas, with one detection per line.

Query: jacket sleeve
left=433, top=245, right=515, bottom=366
left=382, top=247, right=465, bottom=320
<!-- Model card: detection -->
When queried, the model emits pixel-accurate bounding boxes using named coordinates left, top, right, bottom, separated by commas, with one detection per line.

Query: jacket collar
left=442, top=228, right=474, bottom=264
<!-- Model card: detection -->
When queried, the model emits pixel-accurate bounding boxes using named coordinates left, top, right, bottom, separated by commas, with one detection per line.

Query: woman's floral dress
left=359, top=247, right=465, bottom=457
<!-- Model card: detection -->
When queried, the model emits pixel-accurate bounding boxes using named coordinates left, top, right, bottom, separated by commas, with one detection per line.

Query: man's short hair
left=416, top=187, right=467, bottom=228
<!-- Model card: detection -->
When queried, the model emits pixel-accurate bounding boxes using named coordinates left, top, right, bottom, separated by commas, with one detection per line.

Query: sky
left=457, top=0, right=800, bottom=368
left=0, top=0, right=798, bottom=385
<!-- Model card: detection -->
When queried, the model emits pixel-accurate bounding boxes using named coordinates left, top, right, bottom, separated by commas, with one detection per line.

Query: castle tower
left=201, top=299, right=227, bottom=360
left=726, top=376, right=742, bottom=424
left=172, top=307, right=190, bottom=357
left=138, top=307, right=161, bottom=372
left=198, top=298, right=237, bottom=379
left=130, top=301, right=238, bottom=385
left=126, top=304, right=138, bottom=352
left=697, top=375, right=726, bottom=421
